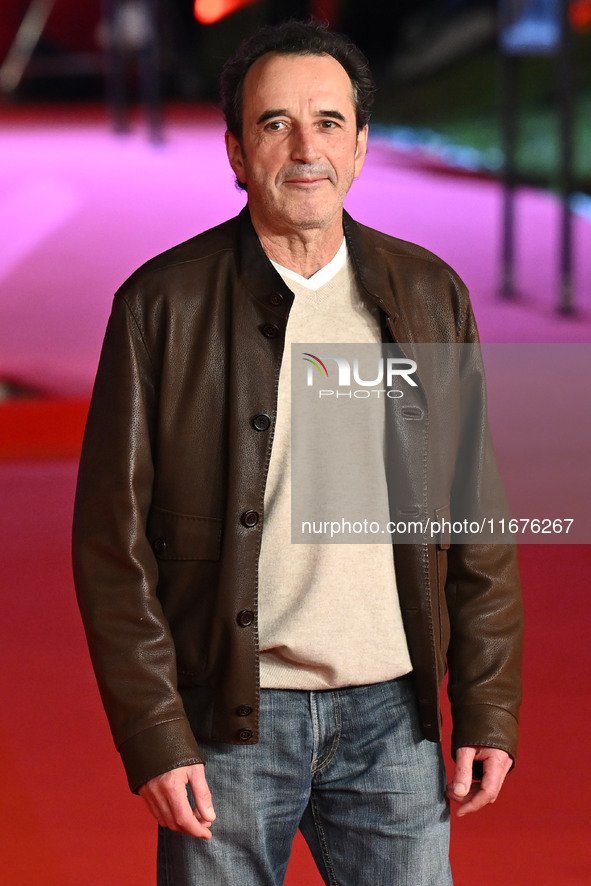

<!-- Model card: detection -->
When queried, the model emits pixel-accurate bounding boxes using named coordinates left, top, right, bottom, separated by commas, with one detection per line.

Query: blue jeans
left=157, top=676, right=452, bottom=885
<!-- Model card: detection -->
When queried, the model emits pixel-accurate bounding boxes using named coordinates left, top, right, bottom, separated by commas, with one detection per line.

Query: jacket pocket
left=434, top=504, right=451, bottom=658
left=434, top=504, right=451, bottom=550
left=147, top=505, right=222, bottom=561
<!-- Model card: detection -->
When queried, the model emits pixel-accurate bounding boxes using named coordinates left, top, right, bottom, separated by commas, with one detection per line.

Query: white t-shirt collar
left=270, top=238, right=347, bottom=291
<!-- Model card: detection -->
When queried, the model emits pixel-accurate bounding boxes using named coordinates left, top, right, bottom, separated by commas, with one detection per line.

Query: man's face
left=225, top=52, right=368, bottom=237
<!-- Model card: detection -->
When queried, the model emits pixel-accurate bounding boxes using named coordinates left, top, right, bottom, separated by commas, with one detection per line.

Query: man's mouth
left=281, top=166, right=333, bottom=186
left=285, top=177, right=324, bottom=184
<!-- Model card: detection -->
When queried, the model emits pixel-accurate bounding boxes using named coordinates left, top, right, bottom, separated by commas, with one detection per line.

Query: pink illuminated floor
left=1, top=104, right=590, bottom=397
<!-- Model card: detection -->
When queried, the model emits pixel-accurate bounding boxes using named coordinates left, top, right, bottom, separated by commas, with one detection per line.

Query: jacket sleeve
left=72, top=293, right=204, bottom=793
left=446, top=542, right=523, bottom=762
left=445, top=298, right=524, bottom=762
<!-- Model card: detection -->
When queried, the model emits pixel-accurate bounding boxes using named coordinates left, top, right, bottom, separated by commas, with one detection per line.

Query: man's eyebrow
left=317, top=110, right=346, bottom=121
left=256, top=109, right=289, bottom=125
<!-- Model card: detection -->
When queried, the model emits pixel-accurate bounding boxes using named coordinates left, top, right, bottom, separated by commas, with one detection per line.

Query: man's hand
left=447, top=746, right=512, bottom=817
left=139, top=763, right=216, bottom=839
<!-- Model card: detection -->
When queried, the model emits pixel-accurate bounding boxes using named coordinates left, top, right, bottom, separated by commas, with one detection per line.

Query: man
left=73, top=20, right=523, bottom=885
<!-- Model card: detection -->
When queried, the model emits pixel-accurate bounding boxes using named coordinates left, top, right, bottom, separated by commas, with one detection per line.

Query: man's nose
left=289, top=126, right=320, bottom=163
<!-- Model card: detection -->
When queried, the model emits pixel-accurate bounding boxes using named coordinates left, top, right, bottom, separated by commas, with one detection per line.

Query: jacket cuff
left=118, top=717, right=205, bottom=794
left=451, top=703, right=519, bottom=763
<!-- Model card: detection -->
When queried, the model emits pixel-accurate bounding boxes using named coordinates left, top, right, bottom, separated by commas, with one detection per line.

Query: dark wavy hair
left=220, top=19, right=375, bottom=141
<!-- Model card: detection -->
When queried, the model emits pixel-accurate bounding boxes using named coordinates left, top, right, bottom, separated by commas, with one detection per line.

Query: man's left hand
left=447, top=746, right=512, bottom=816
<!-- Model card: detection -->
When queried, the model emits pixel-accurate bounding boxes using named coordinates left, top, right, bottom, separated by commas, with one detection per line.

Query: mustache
left=279, top=164, right=335, bottom=183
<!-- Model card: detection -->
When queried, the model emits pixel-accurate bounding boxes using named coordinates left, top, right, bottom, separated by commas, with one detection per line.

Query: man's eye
left=320, top=120, right=338, bottom=129
left=266, top=121, right=286, bottom=131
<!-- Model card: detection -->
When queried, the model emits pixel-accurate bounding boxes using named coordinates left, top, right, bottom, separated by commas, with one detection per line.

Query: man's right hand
left=139, top=763, right=216, bottom=839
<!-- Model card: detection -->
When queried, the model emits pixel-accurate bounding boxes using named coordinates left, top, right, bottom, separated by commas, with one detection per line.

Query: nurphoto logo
left=302, top=352, right=418, bottom=399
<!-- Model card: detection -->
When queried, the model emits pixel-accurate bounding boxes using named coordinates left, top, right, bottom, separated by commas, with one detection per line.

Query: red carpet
left=1, top=459, right=590, bottom=884
left=0, top=397, right=88, bottom=460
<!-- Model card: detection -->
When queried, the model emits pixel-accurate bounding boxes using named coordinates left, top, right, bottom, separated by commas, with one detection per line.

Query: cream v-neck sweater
left=258, top=250, right=412, bottom=689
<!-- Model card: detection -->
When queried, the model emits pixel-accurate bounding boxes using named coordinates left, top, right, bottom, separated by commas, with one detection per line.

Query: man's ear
left=354, top=125, right=369, bottom=178
left=225, top=131, right=247, bottom=185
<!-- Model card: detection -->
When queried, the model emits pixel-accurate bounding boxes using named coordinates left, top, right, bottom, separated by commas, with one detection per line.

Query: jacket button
left=152, top=537, right=167, bottom=554
left=236, top=609, right=254, bottom=627
left=268, top=292, right=284, bottom=307
left=236, top=705, right=253, bottom=717
left=238, top=728, right=253, bottom=741
left=261, top=323, right=279, bottom=338
left=252, top=413, right=271, bottom=432
left=241, top=510, right=259, bottom=527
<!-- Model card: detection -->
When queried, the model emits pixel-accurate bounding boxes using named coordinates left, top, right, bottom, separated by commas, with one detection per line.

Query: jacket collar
left=235, top=204, right=403, bottom=338
left=235, top=206, right=295, bottom=308
left=342, top=210, right=404, bottom=342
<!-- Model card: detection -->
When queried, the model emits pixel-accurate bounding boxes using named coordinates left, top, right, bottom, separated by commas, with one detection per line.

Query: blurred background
left=2, top=0, right=591, bottom=190
left=1, top=2, right=590, bottom=884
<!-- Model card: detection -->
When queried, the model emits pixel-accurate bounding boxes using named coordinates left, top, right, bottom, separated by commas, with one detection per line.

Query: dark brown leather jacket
left=72, top=207, right=523, bottom=793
